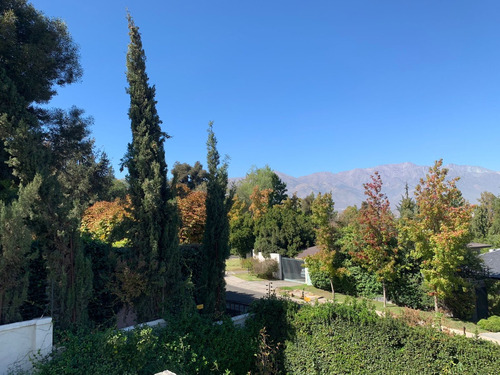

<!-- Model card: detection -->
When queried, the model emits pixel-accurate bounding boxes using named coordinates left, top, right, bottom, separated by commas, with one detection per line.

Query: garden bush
left=32, top=312, right=256, bottom=375
left=251, top=258, right=278, bottom=279
left=478, top=315, right=500, bottom=332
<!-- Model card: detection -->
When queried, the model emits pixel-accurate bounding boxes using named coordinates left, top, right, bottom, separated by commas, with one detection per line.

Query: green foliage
left=355, top=172, right=397, bottom=306
left=0, top=0, right=82, bottom=104
left=387, top=272, right=433, bottom=310
left=172, top=161, right=208, bottom=191
left=486, top=279, right=500, bottom=316
left=200, top=122, right=233, bottom=317
left=281, top=302, right=500, bottom=375
left=0, top=175, right=40, bottom=324
left=254, top=200, right=314, bottom=257
left=179, top=243, right=204, bottom=301
left=409, top=160, right=474, bottom=311
left=229, top=210, right=254, bottom=257
left=477, top=315, right=500, bottom=332
left=33, top=313, right=256, bottom=375
left=236, top=165, right=280, bottom=204
left=121, top=15, right=182, bottom=320
left=83, top=238, right=120, bottom=328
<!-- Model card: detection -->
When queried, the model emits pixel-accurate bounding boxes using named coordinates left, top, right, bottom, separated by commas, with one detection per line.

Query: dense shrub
left=387, top=272, right=433, bottom=310
left=284, top=302, right=500, bottom=375
left=33, top=312, right=256, bottom=375
left=252, top=258, right=278, bottom=279
left=28, top=297, right=500, bottom=374
left=486, top=279, right=500, bottom=316
left=307, top=257, right=380, bottom=297
left=478, top=315, right=500, bottom=332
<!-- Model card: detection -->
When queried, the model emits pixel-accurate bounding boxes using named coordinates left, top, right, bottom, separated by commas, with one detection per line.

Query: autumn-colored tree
left=177, top=184, right=207, bottom=244
left=249, top=186, right=272, bottom=221
left=409, top=160, right=473, bottom=312
left=355, top=172, right=397, bottom=308
left=81, top=198, right=131, bottom=245
left=309, top=192, right=346, bottom=300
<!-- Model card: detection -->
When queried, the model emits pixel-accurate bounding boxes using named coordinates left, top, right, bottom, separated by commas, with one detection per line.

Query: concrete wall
left=0, top=317, right=53, bottom=375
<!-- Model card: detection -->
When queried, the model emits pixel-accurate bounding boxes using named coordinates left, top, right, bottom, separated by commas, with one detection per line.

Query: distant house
left=296, top=245, right=320, bottom=260
left=479, top=249, right=500, bottom=280
left=467, top=242, right=493, bottom=253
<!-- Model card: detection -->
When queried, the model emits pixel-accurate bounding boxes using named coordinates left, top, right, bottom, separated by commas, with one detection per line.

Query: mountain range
left=268, top=162, right=500, bottom=211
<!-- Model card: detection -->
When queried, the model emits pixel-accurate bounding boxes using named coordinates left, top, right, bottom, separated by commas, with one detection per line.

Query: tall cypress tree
left=121, top=14, right=181, bottom=319
left=201, top=122, right=233, bottom=317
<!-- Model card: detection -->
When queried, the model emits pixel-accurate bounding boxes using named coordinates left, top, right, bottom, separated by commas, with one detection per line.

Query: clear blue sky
left=30, top=0, right=500, bottom=179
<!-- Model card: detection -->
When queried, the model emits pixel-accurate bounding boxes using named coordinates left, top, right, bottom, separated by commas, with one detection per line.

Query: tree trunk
left=382, top=281, right=387, bottom=309
left=330, top=278, right=335, bottom=302
left=434, top=294, right=438, bottom=313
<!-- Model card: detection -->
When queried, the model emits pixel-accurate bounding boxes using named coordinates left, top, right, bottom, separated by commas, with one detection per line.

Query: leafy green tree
left=121, top=14, right=181, bottom=320
left=388, top=185, right=432, bottom=310
left=300, top=192, right=315, bottom=216
left=236, top=166, right=286, bottom=204
left=0, top=175, right=41, bottom=324
left=1, top=1, right=115, bottom=328
left=0, top=0, right=82, bottom=198
left=355, top=172, right=398, bottom=308
left=408, top=160, right=473, bottom=312
left=200, top=122, right=233, bottom=317
left=254, top=198, right=314, bottom=257
left=0, top=0, right=82, bottom=104
left=172, top=161, right=208, bottom=191
left=309, top=192, right=346, bottom=300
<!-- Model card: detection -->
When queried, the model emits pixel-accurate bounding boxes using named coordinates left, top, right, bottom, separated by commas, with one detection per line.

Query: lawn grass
left=277, top=284, right=486, bottom=333
left=226, top=257, right=246, bottom=272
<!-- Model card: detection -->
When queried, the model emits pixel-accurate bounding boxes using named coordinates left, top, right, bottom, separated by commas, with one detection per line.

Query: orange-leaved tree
left=408, top=159, right=473, bottom=312
left=355, top=172, right=397, bottom=308
left=81, top=197, right=131, bottom=245
left=177, top=184, right=207, bottom=244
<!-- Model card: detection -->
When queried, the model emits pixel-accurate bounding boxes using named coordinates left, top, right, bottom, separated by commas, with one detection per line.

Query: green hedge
left=250, top=298, right=500, bottom=375
left=32, top=313, right=256, bottom=375
left=27, top=298, right=500, bottom=374
left=478, top=315, right=500, bottom=332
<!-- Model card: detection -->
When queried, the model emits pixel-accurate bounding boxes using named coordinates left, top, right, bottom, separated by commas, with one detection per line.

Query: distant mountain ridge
left=246, top=162, right=500, bottom=211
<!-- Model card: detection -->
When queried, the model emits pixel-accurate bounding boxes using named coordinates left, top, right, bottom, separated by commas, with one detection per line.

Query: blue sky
left=30, top=0, right=500, bottom=178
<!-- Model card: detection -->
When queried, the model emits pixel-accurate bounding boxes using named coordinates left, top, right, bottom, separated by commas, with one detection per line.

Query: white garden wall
left=0, top=317, right=52, bottom=375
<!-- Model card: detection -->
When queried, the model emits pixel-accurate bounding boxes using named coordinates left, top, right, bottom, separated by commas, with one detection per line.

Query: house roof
left=296, top=246, right=321, bottom=259
left=467, top=242, right=492, bottom=249
left=479, top=249, right=500, bottom=279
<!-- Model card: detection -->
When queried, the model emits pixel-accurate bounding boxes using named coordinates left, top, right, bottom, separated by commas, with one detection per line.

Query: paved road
left=225, top=274, right=302, bottom=305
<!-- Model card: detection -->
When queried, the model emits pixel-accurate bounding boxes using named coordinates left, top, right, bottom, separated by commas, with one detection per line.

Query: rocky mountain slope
left=271, top=163, right=500, bottom=211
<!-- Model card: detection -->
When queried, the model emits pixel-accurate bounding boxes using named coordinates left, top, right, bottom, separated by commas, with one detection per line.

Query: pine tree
left=201, top=122, right=232, bottom=317
left=121, top=14, right=181, bottom=319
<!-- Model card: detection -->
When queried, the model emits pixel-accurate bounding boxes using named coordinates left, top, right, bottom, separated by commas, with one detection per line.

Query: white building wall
left=0, top=317, right=52, bottom=375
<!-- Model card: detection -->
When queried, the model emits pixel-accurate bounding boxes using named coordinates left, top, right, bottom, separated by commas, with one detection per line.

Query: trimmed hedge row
left=250, top=298, right=500, bottom=375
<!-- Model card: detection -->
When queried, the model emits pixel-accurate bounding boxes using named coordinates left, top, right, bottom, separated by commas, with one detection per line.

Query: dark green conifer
left=121, top=14, right=181, bottom=319
left=201, top=122, right=233, bottom=317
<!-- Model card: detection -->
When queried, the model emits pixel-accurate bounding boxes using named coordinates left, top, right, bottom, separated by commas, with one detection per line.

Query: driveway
left=225, top=274, right=302, bottom=305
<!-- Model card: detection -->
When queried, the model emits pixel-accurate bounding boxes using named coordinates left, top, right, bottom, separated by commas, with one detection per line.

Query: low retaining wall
left=0, top=317, right=53, bottom=375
